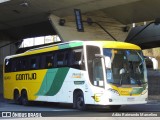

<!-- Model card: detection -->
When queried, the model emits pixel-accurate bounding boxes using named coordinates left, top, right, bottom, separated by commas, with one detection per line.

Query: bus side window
left=64, top=51, right=71, bottom=66
left=57, top=52, right=65, bottom=67
left=30, top=58, right=39, bottom=70
left=74, top=51, right=82, bottom=65
left=45, top=55, right=54, bottom=68
left=5, top=59, right=12, bottom=72
left=14, top=59, right=21, bottom=71
left=70, top=49, right=82, bottom=69
left=11, top=59, right=16, bottom=72
left=20, top=59, right=27, bottom=71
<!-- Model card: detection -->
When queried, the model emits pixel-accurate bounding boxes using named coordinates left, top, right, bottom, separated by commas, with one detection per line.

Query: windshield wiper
left=137, top=79, right=142, bottom=85
left=136, top=51, right=143, bottom=61
left=108, top=82, right=119, bottom=85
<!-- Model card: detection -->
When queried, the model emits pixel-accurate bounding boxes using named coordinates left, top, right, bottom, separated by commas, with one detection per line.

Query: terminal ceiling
left=0, top=0, right=160, bottom=39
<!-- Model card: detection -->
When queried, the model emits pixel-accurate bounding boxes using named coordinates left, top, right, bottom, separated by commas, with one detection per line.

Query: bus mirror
left=95, top=54, right=104, bottom=58
left=95, top=54, right=111, bottom=69
left=105, top=57, right=111, bottom=69
left=119, top=68, right=125, bottom=75
left=78, top=60, right=82, bottom=65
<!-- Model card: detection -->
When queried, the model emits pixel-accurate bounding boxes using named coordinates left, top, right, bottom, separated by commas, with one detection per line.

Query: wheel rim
left=77, top=97, right=83, bottom=106
left=76, top=95, right=85, bottom=110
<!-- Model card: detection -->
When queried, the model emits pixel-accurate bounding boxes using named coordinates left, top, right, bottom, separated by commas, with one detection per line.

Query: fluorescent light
left=0, top=0, right=10, bottom=4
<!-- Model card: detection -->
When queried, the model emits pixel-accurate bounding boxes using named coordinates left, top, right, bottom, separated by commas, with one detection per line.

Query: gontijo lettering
left=16, top=73, right=36, bottom=80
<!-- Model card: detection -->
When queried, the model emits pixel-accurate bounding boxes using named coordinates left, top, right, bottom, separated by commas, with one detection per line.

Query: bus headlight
left=107, top=88, right=120, bottom=96
left=141, top=89, right=148, bottom=95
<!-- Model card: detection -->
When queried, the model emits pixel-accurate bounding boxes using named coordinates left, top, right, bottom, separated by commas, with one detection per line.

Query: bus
left=3, top=41, right=148, bottom=110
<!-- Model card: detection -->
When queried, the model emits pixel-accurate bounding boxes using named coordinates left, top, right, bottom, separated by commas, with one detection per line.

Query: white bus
left=3, top=41, right=148, bottom=110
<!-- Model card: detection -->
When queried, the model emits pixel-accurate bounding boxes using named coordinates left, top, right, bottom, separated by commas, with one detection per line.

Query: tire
left=21, top=91, right=29, bottom=106
left=74, top=91, right=86, bottom=110
left=14, top=90, right=21, bottom=105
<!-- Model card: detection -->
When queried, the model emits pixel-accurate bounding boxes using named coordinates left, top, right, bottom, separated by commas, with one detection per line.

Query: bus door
left=86, top=45, right=105, bottom=88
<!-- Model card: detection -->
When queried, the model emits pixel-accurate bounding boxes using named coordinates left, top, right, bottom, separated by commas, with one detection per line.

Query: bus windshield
left=103, top=48, right=147, bottom=86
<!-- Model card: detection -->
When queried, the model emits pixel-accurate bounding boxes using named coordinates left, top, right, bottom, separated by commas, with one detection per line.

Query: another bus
left=3, top=41, right=148, bottom=110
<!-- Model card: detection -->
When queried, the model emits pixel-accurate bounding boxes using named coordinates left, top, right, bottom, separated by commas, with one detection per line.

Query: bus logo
left=72, top=73, right=83, bottom=78
left=16, top=73, right=37, bottom=80
left=4, top=76, right=11, bottom=80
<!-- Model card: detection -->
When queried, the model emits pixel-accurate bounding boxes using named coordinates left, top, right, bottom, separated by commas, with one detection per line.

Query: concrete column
left=0, top=33, right=18, bottom=94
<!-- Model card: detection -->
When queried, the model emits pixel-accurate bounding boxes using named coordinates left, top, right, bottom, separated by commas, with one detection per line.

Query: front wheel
left=74, top=91, right=86, bottom=110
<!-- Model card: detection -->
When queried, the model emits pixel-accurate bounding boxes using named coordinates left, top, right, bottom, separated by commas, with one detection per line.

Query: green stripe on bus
left=131, top=87, right=144, bottom=94
left=36, top=69, right=59, bottom=96
left=69, top=42, right=83, bottom=47
left=59, top=42, right=83, bottom=49
left=45, top=68, right=69, bottom=96
left=36, top=68, right=69, bottom=96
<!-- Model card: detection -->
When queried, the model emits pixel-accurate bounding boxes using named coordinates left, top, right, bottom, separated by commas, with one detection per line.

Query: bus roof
left=5, top=40, right=141, bottom=59
left=86, top=41, right=141, bottom=50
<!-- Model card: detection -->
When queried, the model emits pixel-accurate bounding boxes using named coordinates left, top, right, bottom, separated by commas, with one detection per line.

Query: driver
left=119, top=62, right=130, bottom=85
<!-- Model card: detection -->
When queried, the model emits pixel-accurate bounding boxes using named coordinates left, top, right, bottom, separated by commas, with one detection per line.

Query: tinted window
left=20, top=59, right=27, bottom=71
left=73, top=49, right=82, bottom=64
left=57, top=52, right=65, bottom=67
left=69, top=49, right=83, bottom=69
left=5, top=59, right=12, bottom=72
left=30, top=57, right=39, bottom=70
left=45, top=54, right=54, bottom=68
left=86, top=46, right=101, bottom=84
left=4, top=47, right=83, bottom=72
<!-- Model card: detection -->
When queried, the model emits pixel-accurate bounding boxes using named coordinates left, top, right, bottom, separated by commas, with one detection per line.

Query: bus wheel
left=14, top=90, right=21, bottom=105
left=21, top=90, right=29, bottom=106
left=75, top=91, right=86, bottom=110
left=109, top=105, right=121, bottom=111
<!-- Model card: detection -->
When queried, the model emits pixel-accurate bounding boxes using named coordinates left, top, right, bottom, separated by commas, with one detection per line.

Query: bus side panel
left=56, top=68, right=91, bottom=103
left=4, top=74, right=15, bottom=99
left=35, top=68, right=95, bottom=104
left=58, top=68, right=97, bottom=105
left=3, top=69, right=47, bottom=101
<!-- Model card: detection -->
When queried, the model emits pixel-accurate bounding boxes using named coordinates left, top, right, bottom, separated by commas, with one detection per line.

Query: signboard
left=74, top=9, right=84, bottom=32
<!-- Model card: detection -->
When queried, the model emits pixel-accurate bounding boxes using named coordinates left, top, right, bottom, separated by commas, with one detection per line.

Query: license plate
left=127, top=97, right=135, bottom=101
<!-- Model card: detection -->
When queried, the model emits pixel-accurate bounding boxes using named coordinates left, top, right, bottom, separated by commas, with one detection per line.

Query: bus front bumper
left=93, top=94, right=148, bottom=105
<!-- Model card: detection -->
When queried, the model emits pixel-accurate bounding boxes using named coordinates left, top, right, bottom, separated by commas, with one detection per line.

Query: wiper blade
left=108, top=82, right=119, bottom=85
